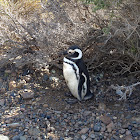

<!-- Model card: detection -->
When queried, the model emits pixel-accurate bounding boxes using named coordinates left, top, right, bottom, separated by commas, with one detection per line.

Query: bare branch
left=111, top=82, right=140, bottom=100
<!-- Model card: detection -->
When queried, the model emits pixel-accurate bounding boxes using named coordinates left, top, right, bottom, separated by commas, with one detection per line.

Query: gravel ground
left=0, top=64, right=140, bottom=140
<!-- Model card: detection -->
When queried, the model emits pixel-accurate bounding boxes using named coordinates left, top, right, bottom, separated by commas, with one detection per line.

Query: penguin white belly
left=63, top=58, right=80, bottom=100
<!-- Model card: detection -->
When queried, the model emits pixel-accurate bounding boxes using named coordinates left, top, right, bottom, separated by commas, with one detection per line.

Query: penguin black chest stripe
left=63, top=57, right=79, bottom=80
left=63, top=61, right=78, bottom=80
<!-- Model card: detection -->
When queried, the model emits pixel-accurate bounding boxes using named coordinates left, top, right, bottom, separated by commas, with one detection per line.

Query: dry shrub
left=79, top=0, right=140, bottom=76
left=0, top=0, right=92, bottom=69
left=0, top=0, right=139, bottom=77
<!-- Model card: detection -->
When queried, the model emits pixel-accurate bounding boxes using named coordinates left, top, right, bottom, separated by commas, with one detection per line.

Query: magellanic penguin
left=63, top=46, right=93, bottom=101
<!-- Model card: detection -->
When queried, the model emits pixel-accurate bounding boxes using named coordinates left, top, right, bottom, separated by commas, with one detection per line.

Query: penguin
left=62, top=45, right=93, bottom=102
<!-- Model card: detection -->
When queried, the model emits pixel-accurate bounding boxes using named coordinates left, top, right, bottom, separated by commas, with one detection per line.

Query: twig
left=111, top=82, right=140, bottom=100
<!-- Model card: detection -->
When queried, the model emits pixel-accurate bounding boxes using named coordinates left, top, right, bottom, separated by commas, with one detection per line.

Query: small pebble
left=12, top=135, right=20, bottom=140
left=98, top=103, right=106, bottom=111
left=20, top=136, right=26, bottom=140
left=9, top=81, right=16, bottom=90
left=100, top=115, right=111, bottom=125
left=86, top=138, right=92, bottom=140
left=81, top=135, right=87, bottom=140
left=107, top=122, right=114, bottom=132
left=79, top=127, right=89, bottom=134
left=128, top=125, right=133, bottom=130
left=89, top=133, right=95, bottom=139
left=126, top=130, right=131, bottom=135
left=124, top=135, right=133, bottom=140
left=93, top=122, right=101, bottom=132
left=120, top=129, right=126, bottom=134
left=19, top=89, right=35, bottom=99
left=131, top=131, right=139, bottom=137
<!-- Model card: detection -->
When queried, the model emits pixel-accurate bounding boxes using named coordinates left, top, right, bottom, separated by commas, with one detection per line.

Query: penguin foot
left=65, top=92, right=73, bottom=97
left=84, top=93, right=94, bottom=100
left=65, top=98, right=78, bottom=104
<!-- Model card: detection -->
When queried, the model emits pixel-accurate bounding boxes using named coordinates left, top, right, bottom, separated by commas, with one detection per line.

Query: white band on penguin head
left=71, top=49, right=82, bottom=60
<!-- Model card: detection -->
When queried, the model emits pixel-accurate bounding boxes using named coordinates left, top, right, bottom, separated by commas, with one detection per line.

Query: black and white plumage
left=63, top=46, right=93, bottom=101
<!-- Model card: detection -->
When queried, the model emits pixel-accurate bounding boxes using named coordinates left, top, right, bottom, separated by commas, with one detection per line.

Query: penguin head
left=63, top=46, right=82, bottom=60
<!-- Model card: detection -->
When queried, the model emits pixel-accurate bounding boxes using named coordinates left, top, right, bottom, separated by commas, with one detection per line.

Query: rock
left=83, top=111, right=92, bottom=117
left=98, top=103, right=106, bottom=111
left=0, top=135, right=9, bottom=140
left=81, top=135, right=87, bottom=140
left=0, top=78, right=3, bottom=84
left=100, top=115, right=112, bottom=125
left=128, top=125, right=133, bottom=130
left=16, top=80, right=26, bottom=89
left=119, top=135, right=123, bottom=139
left=79, top=127, right=89, bottom=134
left=113, top=116, right=117, bottom=120
left=5, top=119, right=12, bottom=124
left=49, top=136, right=53, bottom=140
left=122, top=123, right=129, bottom=129
left=0, top=99, right=5, bottom=106
left=137, top=130, right=140, bottom=135
left=20, top=105, right=25, bottom=112
left=19, top=136, right=26, bottom=140
left=132, top=117, right=140, bottom=123
left=19, top=89, right=35, bottom=99
left=9, top=81, right=16, bottom=90
left=52, top=138, right=59, bottom=140
left=101, top=123, right=106, bottom=132
left=49, top=77, right=59, bottom=82
left=28, top=127, right=40, bottom=137
left=0, top=87, right=6, bottom=93
left=107, top=127, right=112, bottom=133
left=47, top=127, right=52, bottom=132
left=3, top=123, right=20, bottom=128
left=12, top=135, right=20, bottom=140
left=112, top=135, right=119, bottom=140
left=131, top=131, right=139, bottom=137
left=47, top=115, right=51, bottom=119
left=120, top=129, right=126, bottom=134
left=11, top=72, right=17, bottom=77
left=110, top=137, right=116, bottom=140
left=106, top=122, right=115, bottom=132
left=86, top=138, right=92, bottom=140
left=43, top=74, right=49, bottom=81
left=5, top=69, right=11, bottom=74
left=93, top=122, right=101, bottom=132
left=124, top=135, right=133, bottom=140
left=67, top=138, right=74, bottom=140
left=92, top=113, right=96, bottom=117
left=59, top=137, right=64, bottom=140
left=89, top=133, right=95, bottom=139
left=126, top=130, right=131, bottom=135
left=24, top=75, right=32, bottom=82
left=43, top=104, right=48, bottom=108
left=133, top=124, right=138, bottom=128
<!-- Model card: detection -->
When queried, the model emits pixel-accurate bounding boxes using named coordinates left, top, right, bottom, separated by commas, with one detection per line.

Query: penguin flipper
left=78, top=74, right=85, bottom=101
